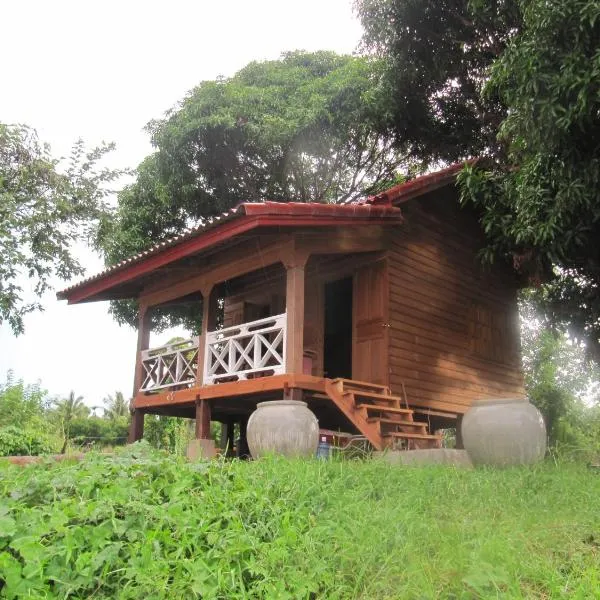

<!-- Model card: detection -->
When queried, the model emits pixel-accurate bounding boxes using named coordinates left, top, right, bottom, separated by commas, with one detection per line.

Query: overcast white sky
left=0, top=0, right=363, bottom=406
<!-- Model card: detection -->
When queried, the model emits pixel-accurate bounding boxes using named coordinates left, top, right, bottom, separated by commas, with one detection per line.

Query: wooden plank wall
left=387, top=191, right=525, bottom=414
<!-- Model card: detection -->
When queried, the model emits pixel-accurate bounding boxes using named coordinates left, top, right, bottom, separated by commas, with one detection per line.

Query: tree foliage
left=357, top=0, right=600, bottom=356
left=0, top=124, right=125, bottom=335
left=521, top=299, right=600, bottom=448
left=103, top=391, right=129, bottom=420
left=0, top=372, right=54, bottom=456
left=355, top=0, right=520, bottom=161
left=97, top=51, right=412, bottom=330
left=0, top=371, right=48, bottom=429
left=53, top=391, right=90, bottom=453
left=0, top=372, right=131, bottom=456
left=69, top=416, right=129, bottom=448
left=459, top=0, right=600, bottom=356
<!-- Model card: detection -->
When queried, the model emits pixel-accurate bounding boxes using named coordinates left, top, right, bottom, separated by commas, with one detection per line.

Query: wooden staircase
left=322, top=378, right=442, bottom=451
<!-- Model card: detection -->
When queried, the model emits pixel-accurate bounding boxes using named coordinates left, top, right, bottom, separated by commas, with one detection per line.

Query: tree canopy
left=0, top=124, right=124, bottom=335
left=357, top=0, right=600, bottom=356
left=355, top=0, right=520, bottom=161
left=98, top=50, right=411, bottom=330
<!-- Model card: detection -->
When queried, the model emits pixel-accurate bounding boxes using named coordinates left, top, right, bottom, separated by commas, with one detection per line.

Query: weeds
left=0, top=444, right=599, bottom=598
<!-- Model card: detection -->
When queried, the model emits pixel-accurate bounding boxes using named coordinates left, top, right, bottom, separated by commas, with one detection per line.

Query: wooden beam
left=134, top=374, right=329, bottom=409
left=295, top=227, right=387, bottom=256
left=132, top=304, right=151, bottom=398
left=128, top=409, right=145, bottom=443
left=285, top=257, right=307, bottom=375
left=141, top=239, right=293, bottom=307
left=195, top=399, right=212, bottom=439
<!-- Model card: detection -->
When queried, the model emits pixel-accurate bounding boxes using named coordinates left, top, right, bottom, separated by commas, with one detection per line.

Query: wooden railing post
left=197, top=286, right=218, bottom=386
left=132, top=303, right=151, bottom=398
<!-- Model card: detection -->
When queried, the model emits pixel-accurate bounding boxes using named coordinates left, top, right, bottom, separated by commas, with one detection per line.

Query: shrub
left=0, top=426, right=54, bottom=457
left=69, top=417, right=129, bottom=449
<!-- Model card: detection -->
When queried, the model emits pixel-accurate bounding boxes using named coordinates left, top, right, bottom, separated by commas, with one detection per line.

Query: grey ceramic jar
left=247, top=400, right=319, bottom=459
left=461, top=398, right=547, bottom=466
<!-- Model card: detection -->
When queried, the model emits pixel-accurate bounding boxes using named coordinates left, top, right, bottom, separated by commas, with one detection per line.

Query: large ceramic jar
left=247, top=400, right=319, bottom=459
left=461, top=398, right=547, bottom=466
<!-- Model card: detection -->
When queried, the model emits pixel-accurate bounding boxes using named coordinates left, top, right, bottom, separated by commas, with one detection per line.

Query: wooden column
left=285, top=262, right=307, bottom=375
left=195, top=399, right=212, bottom=440
left=197, top=286, right=219, bottom=386
left=220, top=419, right=236, bottom=456
left=128, top=408, right=145, bottom=443
left=132, top=303, right=151, bottom=398
left=237, top=417, right=250, bottom=459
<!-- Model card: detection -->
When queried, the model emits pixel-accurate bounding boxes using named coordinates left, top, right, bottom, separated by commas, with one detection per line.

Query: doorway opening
left=323, top=277, right=353, bottom=379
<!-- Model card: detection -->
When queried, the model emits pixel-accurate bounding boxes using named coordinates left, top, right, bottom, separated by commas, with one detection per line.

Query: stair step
left=384, top=432, right=443, bottom=441
left=343, top=391, right=403, bottom=404
left=332, top=378, right=390, bottom=394
left=357, top=404, right=413, bottom=415
left=412, top=408, right=459, bottom=419
left=368, top=418, right=426, bottom=429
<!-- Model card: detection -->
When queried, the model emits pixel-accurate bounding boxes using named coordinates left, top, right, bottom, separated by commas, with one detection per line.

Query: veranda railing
left=140, top=337, right=199, bottom=392
left=203, top=313, right=286, bottom=384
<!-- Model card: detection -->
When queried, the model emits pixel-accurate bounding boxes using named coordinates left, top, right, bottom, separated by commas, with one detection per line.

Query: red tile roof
left=57, top=200, right=402, bottom=303
left=57, top=164, right=467, bottom=304
left=364, top=162, right=467, bottom=206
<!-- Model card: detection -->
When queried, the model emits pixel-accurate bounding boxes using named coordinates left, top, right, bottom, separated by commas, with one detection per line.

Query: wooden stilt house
left=58, top=164, right=525, bottom=452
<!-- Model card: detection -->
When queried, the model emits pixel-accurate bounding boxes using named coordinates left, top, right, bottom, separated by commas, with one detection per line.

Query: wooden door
left=352, top=259, right=389, bottom=386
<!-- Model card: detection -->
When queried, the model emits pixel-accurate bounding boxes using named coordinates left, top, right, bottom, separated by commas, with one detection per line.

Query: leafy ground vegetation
left=1, top=444, right=599, bottom=599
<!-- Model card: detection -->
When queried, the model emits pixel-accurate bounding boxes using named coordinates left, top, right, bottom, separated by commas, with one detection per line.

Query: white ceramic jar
left=247, top=400, right=319, bottom=459
left=461, top=398, right=547, bottom=466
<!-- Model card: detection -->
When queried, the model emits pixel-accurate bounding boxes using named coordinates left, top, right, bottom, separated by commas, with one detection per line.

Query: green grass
left=1, top=444, right=599, bottom=599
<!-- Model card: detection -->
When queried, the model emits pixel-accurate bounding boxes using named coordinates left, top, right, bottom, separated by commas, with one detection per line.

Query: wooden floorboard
left=134, top=374, right=328, bottom=409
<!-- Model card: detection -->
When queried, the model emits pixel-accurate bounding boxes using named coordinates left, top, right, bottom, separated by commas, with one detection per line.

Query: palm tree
left=103, top=391, right=130, bottom=420
left=54, top=391, right=88, bottom=453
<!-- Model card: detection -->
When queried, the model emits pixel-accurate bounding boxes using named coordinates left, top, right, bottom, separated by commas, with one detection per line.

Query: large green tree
left=0, top=124, right=125, bottom=335
left=355, top=0, right=520, bottom=161
left=459, top=0, right=600, bottom=357
left=99, top=51, right=411, bottom=329
left=357, top=0, right=600, bottom=356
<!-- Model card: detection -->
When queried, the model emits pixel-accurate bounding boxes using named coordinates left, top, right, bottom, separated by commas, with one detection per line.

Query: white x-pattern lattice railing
left=141, top=337, right=199, bottom=392
left=204, top=313, right=286, bottom=384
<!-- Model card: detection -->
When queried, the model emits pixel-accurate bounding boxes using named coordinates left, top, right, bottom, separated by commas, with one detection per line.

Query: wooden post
left=132, top=303, right=151, bottom=398
left=227, top=419, right=235, bottom=457
left=285, top=262, right=306, bottom=375
left=197, top=286, right=218, bottom=386
left=128, top=409, right=145, bottom=443
left=220, top=422, right=229, bottom=451
left=195, top=399, right=212, bottom=439
left=237, top=416, right=250, bottom=459
left=220, top=419, right=236, bottom=456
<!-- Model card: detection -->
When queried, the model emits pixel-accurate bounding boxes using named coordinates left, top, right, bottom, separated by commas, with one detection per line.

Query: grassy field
left=0, top=444, right=599, bottom=599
